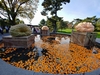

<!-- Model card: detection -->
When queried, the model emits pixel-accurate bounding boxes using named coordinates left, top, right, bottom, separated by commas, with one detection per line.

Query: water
left=34, top=35, right=70, bottom=57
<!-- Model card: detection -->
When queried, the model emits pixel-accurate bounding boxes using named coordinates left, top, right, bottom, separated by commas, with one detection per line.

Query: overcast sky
left=24, top=0, right=100, bottom=25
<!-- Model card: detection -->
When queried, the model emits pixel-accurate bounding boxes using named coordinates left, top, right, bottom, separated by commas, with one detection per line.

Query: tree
left=0, top=18, right=8, bottom=28
left=57, top=19, right=68, bottom=30
left=39, top=19, right=46, bottom=27
left=46, top=18, right=53, bottom=31
left=46, top=16, right=63, bottom=31
left=82, top=16, right=97, bottom=23
left=71, top=16, right=99, bottom=31
left=73, top=18, right=82, bottom=26
left=0, top=0, right=39, bottom=25
left=15, top=18, right=24, bottom=24
left=82, top=16, right=98, bottom=31
left=96, top=18, right=100, bottom=31
left=41, top=0, right=70, bottom=33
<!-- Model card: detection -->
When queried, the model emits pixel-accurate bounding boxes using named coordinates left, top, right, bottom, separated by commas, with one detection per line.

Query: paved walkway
left=0, top=33, right=100, bottom=75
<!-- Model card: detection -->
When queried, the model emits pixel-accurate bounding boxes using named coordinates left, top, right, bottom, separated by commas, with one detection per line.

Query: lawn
left=58, top=28, right=100, bottom=38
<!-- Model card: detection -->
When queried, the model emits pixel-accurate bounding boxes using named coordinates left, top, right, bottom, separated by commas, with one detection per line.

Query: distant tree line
left=40, top=0, right=100, bottom=32
left=71, top=16, right=100, bottom=31
left=39, top=17, right=69, bottom=32
left=41, top=0, right=70, bottom=33
left=39, top=16, right=100, bottom=32
left=0, top=17, right=24, bottom=28
left=1, top=0, right=100, bottom=32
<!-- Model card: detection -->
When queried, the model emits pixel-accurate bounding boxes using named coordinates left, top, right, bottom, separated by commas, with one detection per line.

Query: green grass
left=58, top=29, right=100, bottom=38
left=95, top=32, right=100, bottom=38
left=57, top=29, right=72, bottom=34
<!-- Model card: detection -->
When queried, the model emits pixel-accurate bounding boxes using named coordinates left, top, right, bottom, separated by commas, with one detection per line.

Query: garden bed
left=0, top=35, right=100, bottom=74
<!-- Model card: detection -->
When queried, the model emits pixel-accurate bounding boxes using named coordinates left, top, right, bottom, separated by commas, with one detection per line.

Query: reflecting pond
left=0, top=34, right=100, bottom=74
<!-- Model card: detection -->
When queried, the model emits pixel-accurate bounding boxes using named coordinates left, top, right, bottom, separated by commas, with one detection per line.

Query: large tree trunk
left=52, top=2, right=58, bottom=33
left=9, top=19, right=16, bottom=26
left=9, top=13, right=17, bottom=25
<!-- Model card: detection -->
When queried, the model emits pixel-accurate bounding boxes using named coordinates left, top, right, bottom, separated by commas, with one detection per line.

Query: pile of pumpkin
left=0, top=35, right=100, bottom=74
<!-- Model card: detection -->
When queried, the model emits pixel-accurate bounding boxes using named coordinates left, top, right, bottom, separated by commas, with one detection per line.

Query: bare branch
left=0, top=10, right=8, bottom=18
left=16, top=1, right=28, bottom=12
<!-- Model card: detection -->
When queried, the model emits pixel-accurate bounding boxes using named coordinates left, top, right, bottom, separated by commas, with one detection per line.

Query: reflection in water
left=34, top=35, right=70, bottom=58
left=35, top=35, right=70, bottom=44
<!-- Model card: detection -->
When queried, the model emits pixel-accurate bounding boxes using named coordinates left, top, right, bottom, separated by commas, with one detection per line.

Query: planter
left=70, top=31, right=97, bottom=48
left=3, top=34, right=35, bottom=48
left=41, top=30, right=50, bottom=36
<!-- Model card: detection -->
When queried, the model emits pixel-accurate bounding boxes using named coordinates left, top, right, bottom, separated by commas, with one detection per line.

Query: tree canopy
left=0, top=0, right=39, bottom=25
left=41, top=0, right=70, bottom=32
left=39, top=19, right=46, bottom=27
left=41, top=0, right=70, bottom=16
left=69, top=16, right=100, bottom=31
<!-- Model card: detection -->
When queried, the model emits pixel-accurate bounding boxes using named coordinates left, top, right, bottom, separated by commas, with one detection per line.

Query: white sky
left=23, top=0, right=100, bottom=25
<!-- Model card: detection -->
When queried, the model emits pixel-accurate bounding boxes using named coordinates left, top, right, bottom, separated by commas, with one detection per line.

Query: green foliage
left=39, top=16, right=69, bottom=32
left=46, top=18, right=53, bottom=31
left=95, top=18, right=100, bottom=31
left=9, top=24, right=32, bottom=37
left=0, top=18, right=24, bottom=27
left=39, top=16, right=100, bottom=32
left=39, top=19, right=46, bottom=27
left=45, top=16, right=65, bottom=31
left=96, top=32, right=100, bottom=38
left=41, top=0, right=70, bottom=16
left=41, top=0, right=70, bottom=32
left=0, top=18, right=9, bottom=28
left=57, top=20, right=68, bottom=30
left=73, top=18, right=82, bottom=26
left=69, top=16, right=100, bottom=31
left=15, top=19, right=24, bottom=24
left=0, top=0, right=39, bottom=25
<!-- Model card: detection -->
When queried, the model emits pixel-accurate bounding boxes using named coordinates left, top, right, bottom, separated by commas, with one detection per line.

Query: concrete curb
left=0, top=59, right=100, bottom=75
left=0, top=59, right=34, bottom=75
